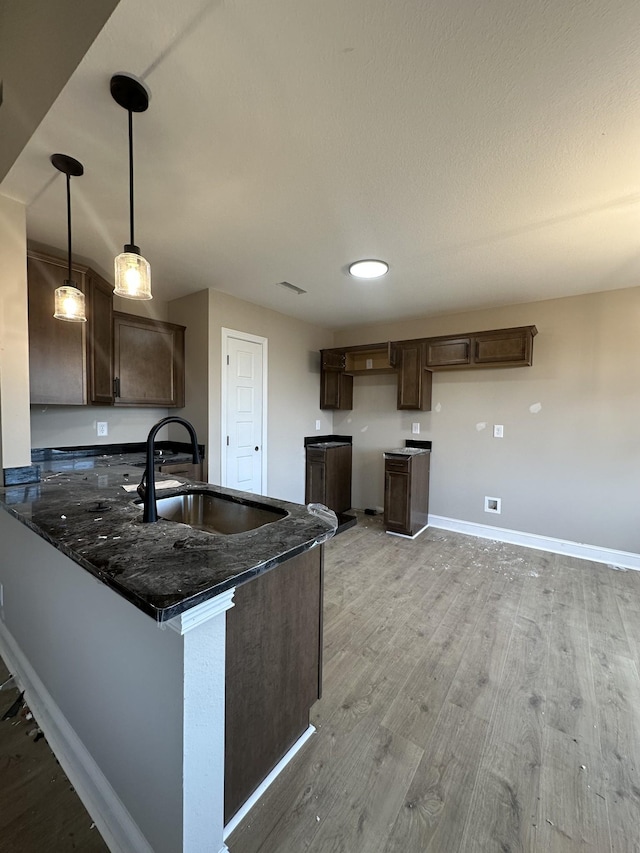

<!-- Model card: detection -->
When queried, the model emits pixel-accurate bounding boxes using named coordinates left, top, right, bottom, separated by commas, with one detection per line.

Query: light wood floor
left=2, top=514, right=640, bottom=852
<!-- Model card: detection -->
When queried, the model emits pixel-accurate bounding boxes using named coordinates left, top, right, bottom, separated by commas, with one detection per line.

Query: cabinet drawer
left=384, top=456, right=410, bottom=473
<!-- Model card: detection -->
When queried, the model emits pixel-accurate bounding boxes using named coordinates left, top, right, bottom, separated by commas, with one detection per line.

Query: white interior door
left=222, top=329, right=267, bottom=494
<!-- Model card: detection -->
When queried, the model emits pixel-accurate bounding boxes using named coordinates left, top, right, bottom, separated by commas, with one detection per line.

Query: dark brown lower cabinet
left=384, top=450, right=430, bottom=537
left=224, top=547, right=323, bottom=823
left=305, top=443, right=352, bottom=514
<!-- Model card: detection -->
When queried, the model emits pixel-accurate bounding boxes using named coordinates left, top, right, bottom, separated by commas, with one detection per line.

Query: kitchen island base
left=0, top=508, right=324, bottom=853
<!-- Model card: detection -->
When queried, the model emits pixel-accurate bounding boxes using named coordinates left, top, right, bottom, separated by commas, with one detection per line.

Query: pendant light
left=51, top=154, right=87, bottom=322
left=111, top=73, right=152, bottom=300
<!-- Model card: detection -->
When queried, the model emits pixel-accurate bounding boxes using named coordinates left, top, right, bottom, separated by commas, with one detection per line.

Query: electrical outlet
left=493, top=424, right=504, bottom=438
left=315, top=419, right=321, bottom=430
left=97, top=422, right=108, bottom=437
left=412, top=423, right=420, bottom=434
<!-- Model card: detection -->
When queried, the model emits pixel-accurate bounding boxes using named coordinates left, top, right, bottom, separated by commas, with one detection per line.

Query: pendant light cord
left=66, top=173, right=72, bottom=283
left=128, top=108, right=135, bottom=248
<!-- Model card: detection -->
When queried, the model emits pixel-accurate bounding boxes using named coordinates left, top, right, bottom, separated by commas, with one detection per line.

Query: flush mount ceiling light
left=348, top=259, right=389, bottom=279
left=51, top=153, right=87, bottom=322
left=111, top=73, right=152, bottom=300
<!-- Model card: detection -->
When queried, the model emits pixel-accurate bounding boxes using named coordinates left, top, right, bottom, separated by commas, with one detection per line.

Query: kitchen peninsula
left=0, top=450, right=336, bottom=853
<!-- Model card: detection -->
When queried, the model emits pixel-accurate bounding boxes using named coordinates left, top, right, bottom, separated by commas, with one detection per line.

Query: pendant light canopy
left=51, top=153, right=87, bottom=322
left=111, top=73, right=152, bottom=300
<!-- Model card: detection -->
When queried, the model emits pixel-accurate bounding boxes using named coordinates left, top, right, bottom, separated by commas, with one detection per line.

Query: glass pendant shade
left=114, top=248, right=152, bottom=299
left=54, top=283, right=87, bottom=322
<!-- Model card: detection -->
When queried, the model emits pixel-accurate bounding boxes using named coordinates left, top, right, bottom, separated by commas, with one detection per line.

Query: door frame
left=220, top=328, right=268, bottom=493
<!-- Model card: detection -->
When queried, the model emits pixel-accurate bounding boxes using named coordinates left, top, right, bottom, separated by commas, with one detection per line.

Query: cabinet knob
left=254, top=446, right=259, bottom=451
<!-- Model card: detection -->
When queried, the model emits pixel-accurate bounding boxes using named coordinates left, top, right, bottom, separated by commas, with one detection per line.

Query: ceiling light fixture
left=348, top=259, right=389, bottom=279
left=111, top=73, right=152, bottom=300
left=51, top=153, right=87, bottom=323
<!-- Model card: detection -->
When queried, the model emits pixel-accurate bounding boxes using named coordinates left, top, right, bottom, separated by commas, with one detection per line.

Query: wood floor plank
left=583, top=567, right=633, bottom=660
left=589, top=650, right=640, bottom=853
left=305, top=725, right=423, bottom=853
left=380, top=567, right=497, bottom=748
left=458, top=573, right=553, bottom=853
left=383, top=702, right=491, bottom=852
left=537, top=565, right=612, bottom=851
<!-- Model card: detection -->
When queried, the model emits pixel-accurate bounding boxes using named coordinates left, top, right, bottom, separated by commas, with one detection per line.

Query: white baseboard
left=386, top=523, right=429, bottom=541
left=0, top=622, right=154, bottom=853
left=223, top=724, right=316, bottom=840
left=428, top=514, right=640, bottom=571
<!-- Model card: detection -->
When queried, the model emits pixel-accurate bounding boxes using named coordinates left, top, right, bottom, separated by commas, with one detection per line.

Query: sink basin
left=151, top=490, right=287, bottom=535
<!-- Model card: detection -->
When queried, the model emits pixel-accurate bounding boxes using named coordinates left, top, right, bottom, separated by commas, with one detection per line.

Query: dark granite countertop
left=308, top=441, right=351, bottom=449
left=384, top=447, right=431, bottom=456
left=0, top=455, right=336, bottom=624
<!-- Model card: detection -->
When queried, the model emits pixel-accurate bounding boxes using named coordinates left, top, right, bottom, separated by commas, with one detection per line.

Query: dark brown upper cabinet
left=27, top=249, right=114, bottom=406
left=113, top=312, right=185, bottom=407
left=425, top=326, right=538, bottom=370
left=391, top=339, right=433, bottom=411
left=320, top=349, right=353, bottom=410
left=320, top=325, right=537, bottom=412
left=425, top=335, right=471, bottom=368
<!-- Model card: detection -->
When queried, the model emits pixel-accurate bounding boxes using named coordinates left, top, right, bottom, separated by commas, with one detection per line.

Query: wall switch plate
left=493, top=424, right=504, bottom=438
left=412, top=423, right=420, bottom=434
left=97, top=422, right=108, bottom=437
left=315, top=419, right=321, bottom=430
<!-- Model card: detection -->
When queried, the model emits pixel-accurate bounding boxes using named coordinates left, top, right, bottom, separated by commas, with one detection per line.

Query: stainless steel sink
left=153, top=491, right=287, bottom=535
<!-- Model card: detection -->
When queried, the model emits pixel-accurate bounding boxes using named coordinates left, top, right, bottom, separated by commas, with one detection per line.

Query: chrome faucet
left=137, top=416, right=201, bottom=523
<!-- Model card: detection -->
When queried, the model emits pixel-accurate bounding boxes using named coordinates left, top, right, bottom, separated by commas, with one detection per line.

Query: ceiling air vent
left=276, top=280, right=307, bottom=295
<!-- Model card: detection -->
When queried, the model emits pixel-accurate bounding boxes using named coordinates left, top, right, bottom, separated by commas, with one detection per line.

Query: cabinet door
left=27, top=252, right=88, bottom=405
left=396, top=341, right=432, bottom=411
left=320, top=368, right=353, bottom=410
left=473, top=327, right=535, bottom=366
left=425, top=336, right=471, bottom=368
left=305, top=449, right=326, bottom=504
left=321, top=350, right=346, bottom=370
left=325, top=445, right=352, bottom=513
left=225, top=548, right=322, bottom=823
left=87, top=271, right=114, bottom=405
left=113, top=312, right=185, bottom=407
left=384, top=458, right=411, bottom=535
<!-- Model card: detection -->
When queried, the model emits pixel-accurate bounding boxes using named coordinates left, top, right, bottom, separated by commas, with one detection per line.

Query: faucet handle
left=137, top=469, right=148, bottom=501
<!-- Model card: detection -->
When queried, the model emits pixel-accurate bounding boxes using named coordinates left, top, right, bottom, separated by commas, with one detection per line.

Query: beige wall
left=29, top=405, right=171, bottom=449
left=189, top=290, right=334, bottom=503
left=167, top=290, right=210, bottom=455
left=333, top=288, right=640, bottom=554
left=0, top=195, right=31, bottom=468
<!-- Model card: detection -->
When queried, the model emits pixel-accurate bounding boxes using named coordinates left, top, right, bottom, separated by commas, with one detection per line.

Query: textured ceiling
left=3, top=0, right=640, bottom=329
